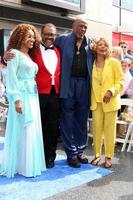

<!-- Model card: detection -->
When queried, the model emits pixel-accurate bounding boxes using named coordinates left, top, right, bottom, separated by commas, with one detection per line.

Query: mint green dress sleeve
left=6, top=49, right=21, bottom=102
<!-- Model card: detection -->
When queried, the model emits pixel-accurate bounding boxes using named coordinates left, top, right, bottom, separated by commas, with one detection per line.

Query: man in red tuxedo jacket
left=32, top=23, right=61, bottom=168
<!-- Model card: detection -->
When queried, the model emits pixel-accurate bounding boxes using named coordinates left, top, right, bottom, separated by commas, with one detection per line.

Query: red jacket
left=32, top=47, right=61, bottom=94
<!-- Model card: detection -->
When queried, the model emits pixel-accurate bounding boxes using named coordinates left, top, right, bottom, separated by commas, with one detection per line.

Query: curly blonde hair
left=7, top=23, right=41, bottom=55
left=91, top=37, right=110, bottom=58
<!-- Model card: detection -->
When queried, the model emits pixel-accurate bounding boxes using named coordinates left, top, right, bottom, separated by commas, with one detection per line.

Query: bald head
left=72, top=18, right=88, bottom=40
left=73, top=18, right=88, bottom=26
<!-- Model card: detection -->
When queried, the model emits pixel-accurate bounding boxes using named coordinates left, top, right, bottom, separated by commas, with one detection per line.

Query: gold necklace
left=76, top=46, right=80, bottom=55
left=76, top=50, right=80, bottom=55
left=95, top=59, right=105, bottom=68
left=76, top=41, right=82, bottom=55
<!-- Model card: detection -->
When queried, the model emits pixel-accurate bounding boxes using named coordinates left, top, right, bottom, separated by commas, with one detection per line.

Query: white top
left=40, top=44, right=58, bottom=85
left=0, top=67, right=6, bottom=97
left=0, top=67, right=7, bottom=86
left=127, top=78, right=133, bottom=97
left=121, top=70, right=132, bottom=96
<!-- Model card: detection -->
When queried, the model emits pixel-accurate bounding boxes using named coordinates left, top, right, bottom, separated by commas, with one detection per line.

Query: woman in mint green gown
left=0, top=24, right=46, bottom=178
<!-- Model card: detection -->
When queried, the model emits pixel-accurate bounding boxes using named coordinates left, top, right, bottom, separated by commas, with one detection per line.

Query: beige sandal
left=104, top=157, right=112, bottom=168
left=90, top=157, right=101, bottom=166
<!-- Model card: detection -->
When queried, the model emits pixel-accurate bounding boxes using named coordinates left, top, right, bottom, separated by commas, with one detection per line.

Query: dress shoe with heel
left=77, top=154, right=88, bottom=164
left=67, top=157, right=81, bottom=168
left=46, top=160, right=55, bottom=168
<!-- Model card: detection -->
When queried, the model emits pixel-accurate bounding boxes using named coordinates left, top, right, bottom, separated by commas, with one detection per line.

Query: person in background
left=0, top=75, right=5, bottom=98
left=55, top=18, right=94, bottom=168
left=118, top=41, right=133, bottom=60
left=129, top=58, right=133, bottom=76
left=127, top=49, right=133, bottom=57
left=126, top=78, right=133, bottom=99
left=0, top=56, right=8, bottom=106
left=90, top=37, right=123, bottom=168
left=0, top=57, right=7, bottom=85
left=121, top=59, right=132, bottom=98
left=3, top=23, right=61, bottom=169
left=0, top=24, right=46, bottom=178
left=111, top=46, right=123, bottom=61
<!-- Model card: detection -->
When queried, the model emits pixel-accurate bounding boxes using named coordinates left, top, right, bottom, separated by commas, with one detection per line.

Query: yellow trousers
left=92, top=103, right=117, bottom=158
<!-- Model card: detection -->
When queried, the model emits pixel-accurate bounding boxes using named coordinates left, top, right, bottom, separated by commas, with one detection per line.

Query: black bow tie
left=41, top=43, right=54, bottom=50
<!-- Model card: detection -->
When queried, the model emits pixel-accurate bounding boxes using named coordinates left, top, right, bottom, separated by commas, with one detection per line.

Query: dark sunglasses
left=121, top=46, right=127, bottom=48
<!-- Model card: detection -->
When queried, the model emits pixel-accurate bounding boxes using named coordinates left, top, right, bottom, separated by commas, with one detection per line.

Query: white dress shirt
left=40, top=43, right=58, bottom=85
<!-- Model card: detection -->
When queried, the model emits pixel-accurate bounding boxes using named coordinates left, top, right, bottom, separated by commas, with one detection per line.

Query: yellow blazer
left=91, top=58, right=124, bottom=112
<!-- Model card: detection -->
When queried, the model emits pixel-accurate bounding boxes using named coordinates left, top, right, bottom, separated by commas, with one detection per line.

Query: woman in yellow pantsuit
left=90, top=37, right=124, bottom=168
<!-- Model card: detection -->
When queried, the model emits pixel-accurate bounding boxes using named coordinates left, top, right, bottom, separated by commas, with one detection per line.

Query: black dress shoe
left=67, top=157, right=81, bottom=168
left=77, top=154, right=88, bottom=164
left=46, top=160, right=55, bottom=168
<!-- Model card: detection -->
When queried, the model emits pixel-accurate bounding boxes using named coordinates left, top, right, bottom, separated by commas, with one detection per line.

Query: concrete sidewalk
left=45, top=140, right=133, bottom=200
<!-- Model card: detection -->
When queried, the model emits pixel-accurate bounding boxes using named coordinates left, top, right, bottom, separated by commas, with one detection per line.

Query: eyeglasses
left=121, top=46, right=127, bottom=49
left=42, top=33, right=57, bottom=37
